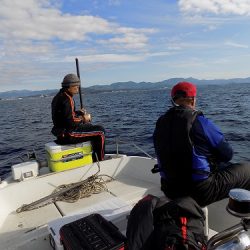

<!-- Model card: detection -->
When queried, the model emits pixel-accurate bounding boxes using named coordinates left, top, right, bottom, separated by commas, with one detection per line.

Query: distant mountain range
left=0, top=77, right=250, bottom=99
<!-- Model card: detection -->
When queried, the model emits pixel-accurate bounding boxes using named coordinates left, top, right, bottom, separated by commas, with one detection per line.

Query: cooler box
left=45, top=141, right=93, bottom=172
left=59, top=213, right=126, bottom=250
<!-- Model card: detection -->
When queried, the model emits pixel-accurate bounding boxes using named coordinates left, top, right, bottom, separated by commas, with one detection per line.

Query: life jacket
left=154, top=106, right=198, bottom=181
left=154, top=106, right=201, bottom=184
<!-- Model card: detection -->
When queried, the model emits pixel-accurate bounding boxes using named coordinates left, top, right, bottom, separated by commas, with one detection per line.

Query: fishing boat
left=0, top=140, right=248, bottom=250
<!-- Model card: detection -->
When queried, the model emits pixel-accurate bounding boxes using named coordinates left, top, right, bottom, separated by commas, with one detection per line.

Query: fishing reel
left=79, top=109, right=92, bottom=123
left=83, top=113, right=92, bottom=123
left=207, top=189, right=250, bottom=250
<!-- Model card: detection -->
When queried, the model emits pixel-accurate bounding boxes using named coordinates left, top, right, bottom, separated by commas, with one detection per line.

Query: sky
left=1, top=0, right=250, bottom=92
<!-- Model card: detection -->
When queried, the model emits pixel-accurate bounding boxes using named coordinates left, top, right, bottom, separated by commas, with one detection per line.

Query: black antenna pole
left=75, top=58, right=83, bottom=109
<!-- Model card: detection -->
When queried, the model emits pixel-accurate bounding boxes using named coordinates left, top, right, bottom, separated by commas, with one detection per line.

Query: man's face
left=193, top=97, right=197, bottom=108
left=68, top=85, right=79, bottom=95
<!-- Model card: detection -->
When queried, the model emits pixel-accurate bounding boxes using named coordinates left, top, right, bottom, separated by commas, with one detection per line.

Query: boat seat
left=0, top=204, right=62, bottom=249
left=55, top=177, right=163, bottom=217
left=105, top=176, right=164, bottom=204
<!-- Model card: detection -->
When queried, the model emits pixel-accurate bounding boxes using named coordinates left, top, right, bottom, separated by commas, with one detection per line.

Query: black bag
left=126, top=195, right=207, bottom=250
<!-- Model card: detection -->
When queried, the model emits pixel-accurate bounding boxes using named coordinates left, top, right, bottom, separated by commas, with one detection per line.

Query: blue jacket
left=153, top=106, right=233, bottom=182
left=191, top=114, right=233, bottom=180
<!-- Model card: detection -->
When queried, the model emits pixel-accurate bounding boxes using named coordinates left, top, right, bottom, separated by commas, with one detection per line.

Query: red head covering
left=171, top=81, right=197, bottom=99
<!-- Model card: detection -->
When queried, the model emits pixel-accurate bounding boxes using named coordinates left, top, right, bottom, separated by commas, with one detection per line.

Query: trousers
left=161, top=162, right=250, bottom=207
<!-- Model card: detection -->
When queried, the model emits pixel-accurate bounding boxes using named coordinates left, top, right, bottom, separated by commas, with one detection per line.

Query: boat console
left=207, top=189, right=250, bottom=250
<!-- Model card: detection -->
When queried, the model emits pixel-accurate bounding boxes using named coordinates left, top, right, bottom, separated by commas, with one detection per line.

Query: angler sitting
left=153, top=81, right=250, bottom=207
left=51, top=73, right=105, bottom=162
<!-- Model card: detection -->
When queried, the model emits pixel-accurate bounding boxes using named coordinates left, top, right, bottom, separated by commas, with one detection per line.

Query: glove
left=82, top=113, right=92, bottom=123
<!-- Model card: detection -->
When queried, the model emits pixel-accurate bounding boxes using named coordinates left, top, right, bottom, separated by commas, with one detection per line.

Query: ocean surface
left=0, top=83, right=250, bottom=178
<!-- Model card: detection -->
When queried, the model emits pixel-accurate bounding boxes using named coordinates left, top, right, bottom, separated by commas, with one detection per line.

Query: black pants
left=192, top=162, right=250, bottom=207
left=57, top=123, right=105, bottom=162
left=161, top=162, right=250, bottom=207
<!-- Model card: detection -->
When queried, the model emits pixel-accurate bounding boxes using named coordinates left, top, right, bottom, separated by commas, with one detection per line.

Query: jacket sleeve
left=194, top=116, right=233, bottom=163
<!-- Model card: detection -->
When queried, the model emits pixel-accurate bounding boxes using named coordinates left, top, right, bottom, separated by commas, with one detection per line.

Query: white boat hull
left=0, top=155, right=240, bottom=249
left=0, top=155, right=160, bottom=249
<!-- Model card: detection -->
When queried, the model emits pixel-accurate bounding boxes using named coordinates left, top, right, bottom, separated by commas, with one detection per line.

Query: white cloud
left=64, top=51, right=172, bottom=64
left=0, top=0, right=155, bottom=51
left=148, top=52, right=172, bottom=57
left=98, top=29, right=154, bottom=49
left=181, top=14, right=223, bottom=26
left=178, top=0, right=250, bottom=15
left=108, top=0, right=121, bottom=6
left=65, top=53, right=145, bottom=63
left=0, top=0, right=158, bottom=91
left=225, top=41, right=249, bottom=48
left=0, top=1, right=113, bottom=41
left=3, top=40, right=52, bottom=56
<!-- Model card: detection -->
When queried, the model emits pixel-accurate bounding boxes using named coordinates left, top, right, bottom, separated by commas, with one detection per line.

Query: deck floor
left=0, top=172, right=242, bottom=249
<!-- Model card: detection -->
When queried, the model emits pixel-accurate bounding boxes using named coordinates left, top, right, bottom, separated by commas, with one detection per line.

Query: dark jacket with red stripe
left=51, top=88, right=83, bottom=136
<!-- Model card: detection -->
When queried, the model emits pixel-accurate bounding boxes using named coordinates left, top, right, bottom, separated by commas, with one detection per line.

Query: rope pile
left=16, top=162, right=114, bottom=213
left=53, top=174, right=113, bottom=203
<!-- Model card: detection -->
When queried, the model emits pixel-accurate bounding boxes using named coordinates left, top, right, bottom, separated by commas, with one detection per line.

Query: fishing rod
left=75, top=58, right=83, bottom=109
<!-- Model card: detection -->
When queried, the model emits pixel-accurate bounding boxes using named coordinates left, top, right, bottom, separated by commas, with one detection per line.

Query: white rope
left=16, top=161, right=113, bottom=213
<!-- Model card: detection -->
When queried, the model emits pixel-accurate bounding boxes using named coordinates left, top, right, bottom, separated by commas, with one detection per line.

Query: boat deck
left=0, top=156, right=241, bottom=249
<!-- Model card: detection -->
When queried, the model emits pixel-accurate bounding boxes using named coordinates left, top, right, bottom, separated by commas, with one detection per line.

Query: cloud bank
left=178, top=0, right=250, bottom=15
left=0, top=0, right=157, bottom=90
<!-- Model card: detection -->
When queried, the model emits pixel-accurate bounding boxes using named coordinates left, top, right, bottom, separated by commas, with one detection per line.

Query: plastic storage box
left=11, top=161, right=39, bottom=181
left=59, top=213, right=126, bottom=250
left=45, top=141, right=93, bottom=172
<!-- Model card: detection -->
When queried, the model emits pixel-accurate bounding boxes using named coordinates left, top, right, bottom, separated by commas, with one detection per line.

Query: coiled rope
left=53, top=174, right=113, bottom=203
left=16, top=161, right=114, bottom=213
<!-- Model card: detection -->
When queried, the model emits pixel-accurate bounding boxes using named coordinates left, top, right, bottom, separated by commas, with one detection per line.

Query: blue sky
left=1, top=0, right=250, bottom=91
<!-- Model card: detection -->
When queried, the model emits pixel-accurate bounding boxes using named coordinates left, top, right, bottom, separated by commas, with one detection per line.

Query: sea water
left=0, top=83, right=249, bottom=178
